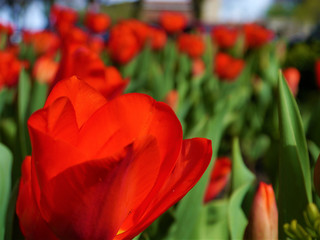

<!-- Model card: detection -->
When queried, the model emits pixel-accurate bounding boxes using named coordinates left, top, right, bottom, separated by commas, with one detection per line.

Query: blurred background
left=0, top=0, right=319, bottom=41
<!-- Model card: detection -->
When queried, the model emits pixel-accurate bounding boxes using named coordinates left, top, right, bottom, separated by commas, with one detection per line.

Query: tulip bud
left=164, top=90, right=179, bottom=111
left=192, top=58, right=205, bottom=77
left=313, top=154, right=320, bottom=197
left=283, top=67, right=300, bottom=96
left=247, top=182, right=278, bottom=240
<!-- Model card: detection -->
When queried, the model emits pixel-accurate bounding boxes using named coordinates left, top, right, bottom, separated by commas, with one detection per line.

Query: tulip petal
left=38, top=136, right=162, bottom=240
left=45, top=76, right=107, bottom=127
left=116, top=138, right=212, bottom=239
left=16, top=157, right=58, bottom=240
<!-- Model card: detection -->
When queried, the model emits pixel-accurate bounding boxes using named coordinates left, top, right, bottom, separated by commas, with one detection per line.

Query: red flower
left=0, top=51, right=27, bottom=89
left=85, top=11, right=111, bottom=34
left=54, top=43, right=128, bottom=99
left=61, top=27, right=89, bottom=45
left=108, top=24, right=140, bottom=64
left=192, top=58, right=205, bottom=77
left=0, top=22, right=14, bottom=36
left=315, top=60, right=320, bottom=89
left=243, top=23, right=274, bottom=49
left=159, top=12, right=187, bottom=34
left=164, top=90, right=178, bottom=111
left=211, top=26, right=238, bottom=49
left=204, top=157, right=232, bottom=203
left=33, top=55, right=58, bottom=84
left=148, top=27, right=167, bottom=51
left=50, top=5, right=78, bottom=36
left=177, top=33, right=205, bottom=58
left=23, top=30, right=60, bottom=56
left=214, top=52, right=245, bottom=81
left=88, top=36, right=105, bottom=54
left=16, top=76, right=212, bottom=240
left=246, top=182, right=278, bottom=240
left=283, top=67, right=300, bottom=96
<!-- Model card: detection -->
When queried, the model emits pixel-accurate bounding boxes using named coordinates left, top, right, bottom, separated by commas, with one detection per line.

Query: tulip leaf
left=29, top=81, right=48, bottom=115
left=168, top=108, right=230, bottom=239
left=17, top=69, right=31, bottom=158
left=231, top=138, right=255, bottom=191
left=277, top=71, right=312, bottom=237
left=205, top=199, right=229, bottom=239
left=228, top=137, right=255, bottom=240
left=0, top=143, right=13, bottom=240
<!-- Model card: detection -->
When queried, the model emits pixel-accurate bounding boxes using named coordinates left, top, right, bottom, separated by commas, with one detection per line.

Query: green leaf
left=168, top=108, right=230, bottom=239
left=231, top=138, right=255, bottom=191
left=228, top=137, right=255, bottom=240
left=206, top=200, right=229, bottom=239
left=277, top=71, right=312, bottom=238
left=0, top=143, right=13, bottom=240
left=29, top=81, right=48, bottom=115
left=17, top=69, right=31, bottom=158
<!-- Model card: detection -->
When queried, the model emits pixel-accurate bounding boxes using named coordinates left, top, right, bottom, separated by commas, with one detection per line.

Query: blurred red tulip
left=164, top=90, right=178, bottom=111
left=50, top=5, right=78, bottom=36
left=16, top=76, right=212, bottom=240
left=283, top=67, right=300, bottom=96
left=177, top=33, right=205, bottom=58
left=85, top=11, right=110, bottom=34
left=61, top=27, right=89, bottom=45
left=88, top=36, right=105, bottom=54
left=243, top=23, right=274, bottom=49
left=315, top=59, right=320, bottom=89
left=204, top=157, right=232, bottom=203
left=214, top=52, right=245, bottom=81
left=23, top=30, right=60, bottom=56
left=0, top=22, right=14, bottom=36
left=159, top=12, right=187, bottom=34
left=148, top=27, right=167, bottom=51
left=108, top=24, right=140, bottom=64
left=54, top=44, right=128, bottom=99
left=33, top=55, right=58, bottom=84
left=246, top=182, right=278, bottom=240
left=192, top=58, right=205, bottom=77
left=211, top=26, right=238, bottom=49
left=0, top=51, right=27, bottom=89
left=122, top=20, right=150, bottom=47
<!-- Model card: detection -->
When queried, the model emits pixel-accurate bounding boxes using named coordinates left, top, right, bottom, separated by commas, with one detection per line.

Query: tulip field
left=1, top=4, right=320, bottom=240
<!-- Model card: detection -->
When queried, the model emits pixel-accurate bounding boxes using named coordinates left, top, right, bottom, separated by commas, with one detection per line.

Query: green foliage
left=277, top=71, right=312, bottom=238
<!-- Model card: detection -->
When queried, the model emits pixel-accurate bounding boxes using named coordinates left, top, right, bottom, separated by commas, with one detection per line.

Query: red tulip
left=214, top=52, right=245, bottom=81
left=246, top=182, right=278, bottom=240
left=211, top=26, right=238, bottom=49
left=54, top=43, right=128, bottom=99
left=177, top=33, right=205, bottom=59
left=108, top=24, right=140, bottom=64
left=148, top=27, right=167, bottom=51
left=33, top=55, right=58, bottom=84
left=50, top=5, right=78, bottom=36
left=315, top=59, right=320, bottom=89
left=61, top=27, right=88, bottom=45
left=0, top=50, right=27, bottom=89
left=283, top=67, right=300, bottom=96
left=204, top=157, right=232, bottom=203
left=159, top=12, right=187, bottom=34
left=243, top=23, right=274, bottom=49
left=16, top=76, right=212, bottom=240
left=192, top=58, right=205, bottom=77
left=85, top=11, right=110, bottom=34
left=164, top=90, right=179, bottom=111
left=0, top=22, right=14, bottom=36
left=23, top=30, right=60, bottom=56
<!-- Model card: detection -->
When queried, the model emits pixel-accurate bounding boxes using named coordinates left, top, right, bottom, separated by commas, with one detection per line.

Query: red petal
left=45, top=76, right=107, bottom=128
left=16, top=156, right=58, bottom=240
left=38, top=136, right=162, bottom=240
left=116, top=138, right=212, bottom=239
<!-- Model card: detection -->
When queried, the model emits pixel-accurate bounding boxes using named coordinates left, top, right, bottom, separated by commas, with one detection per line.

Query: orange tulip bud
left=247, top=182, right=278, bottom=240
left=283, top=67, right=300, bottom=96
